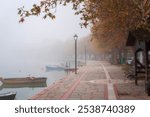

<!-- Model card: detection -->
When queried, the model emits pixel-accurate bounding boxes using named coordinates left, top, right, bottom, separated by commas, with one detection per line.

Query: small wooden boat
left=1, top=82, right=47, bottom=88
left=64, top=68, right=78, bottom=72
left=0, top=91, right=16, bottom=100
left=0, top=77, right=47, bottom=84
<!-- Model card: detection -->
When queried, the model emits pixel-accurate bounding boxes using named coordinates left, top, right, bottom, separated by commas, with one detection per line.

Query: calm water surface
left=0, top=63, right=68, bottom=100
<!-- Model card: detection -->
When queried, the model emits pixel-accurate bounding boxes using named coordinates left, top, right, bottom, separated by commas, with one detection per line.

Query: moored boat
left=0, top=82, right=47, bottom=88
left=64, top=68, right=78, bottom=72
left=0, top=91, right=16, bottom=100
left=0, top=81, right=2, bottom=86
left=45, top=65, right=64, bottom=71
left=0, top=77, right=47, bottom=84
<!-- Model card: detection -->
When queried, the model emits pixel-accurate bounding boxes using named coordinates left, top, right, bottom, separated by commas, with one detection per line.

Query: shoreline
left=29, top=61, right=150, bottom=100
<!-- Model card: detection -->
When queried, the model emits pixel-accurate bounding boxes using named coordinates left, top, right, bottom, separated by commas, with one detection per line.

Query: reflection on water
left=0, top=70, right=66, bottom=100
left=0, top=59, right=75, bottom=100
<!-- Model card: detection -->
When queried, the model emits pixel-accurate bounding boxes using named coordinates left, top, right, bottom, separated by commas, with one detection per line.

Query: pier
left=29, top=61, right=150, bottom=100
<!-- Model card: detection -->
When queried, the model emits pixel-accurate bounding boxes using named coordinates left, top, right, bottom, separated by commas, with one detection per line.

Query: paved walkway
left=29, top=61, right=150, bottom=100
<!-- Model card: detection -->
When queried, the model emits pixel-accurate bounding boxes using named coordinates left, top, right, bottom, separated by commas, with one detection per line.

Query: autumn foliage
left=18, top=0, right=150, bottom=52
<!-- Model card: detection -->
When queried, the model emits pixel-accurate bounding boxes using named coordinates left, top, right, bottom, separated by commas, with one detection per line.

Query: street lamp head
left=74, top=34, right=78, bottom=40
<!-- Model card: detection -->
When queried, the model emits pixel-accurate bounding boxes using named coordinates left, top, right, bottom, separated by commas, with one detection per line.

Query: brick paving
left=29, top=61, right=150, bottom=100
left=104, top=62, right=150, bottom=100
left=68, top=62, right=106, bottom=100
left=29, top=61, right=108, bottom=100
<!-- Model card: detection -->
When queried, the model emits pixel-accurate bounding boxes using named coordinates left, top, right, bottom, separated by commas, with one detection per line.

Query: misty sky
left=0, top=0, right=90, bottom=77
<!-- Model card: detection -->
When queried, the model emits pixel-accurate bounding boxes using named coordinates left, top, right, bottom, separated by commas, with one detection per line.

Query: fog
left=0, top=0, right=90, bottom=77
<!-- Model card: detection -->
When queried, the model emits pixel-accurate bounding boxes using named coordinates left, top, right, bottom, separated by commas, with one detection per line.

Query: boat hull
left=0, top=77, right=47, bottom=84
left=45, top=66, right=64, bottom=71
left=0, top=92, right=16, bottom=100
left=64, top=68, right=78, bottom=72
left=1, top=82, right=47, bottom=88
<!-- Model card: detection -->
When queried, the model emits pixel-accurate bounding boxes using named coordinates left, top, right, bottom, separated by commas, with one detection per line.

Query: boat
left=0, top=81, right=2, bottom=86
left=64, top=68, right=78, bottom=72
left=0, top=82, right=47, bottom=88
left=0, top=91, right=16, bottom=100
left=0, top=77, right=47, bottom=84
left=45, top=65, right=64, bottom=71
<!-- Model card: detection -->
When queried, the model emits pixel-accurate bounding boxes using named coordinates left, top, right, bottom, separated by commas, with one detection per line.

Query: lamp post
left=74, top=34, right=78, bottom=74
left=84, top=45, right=87, bottom=65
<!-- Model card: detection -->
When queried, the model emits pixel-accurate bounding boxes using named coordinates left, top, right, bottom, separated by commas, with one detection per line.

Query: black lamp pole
left=74, top=34, right=78, bottom=74
left=85, top=45, right=86, bottom=65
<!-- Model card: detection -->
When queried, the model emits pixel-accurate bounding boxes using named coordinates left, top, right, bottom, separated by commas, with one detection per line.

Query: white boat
left=45, top=64, right=64, bottom=71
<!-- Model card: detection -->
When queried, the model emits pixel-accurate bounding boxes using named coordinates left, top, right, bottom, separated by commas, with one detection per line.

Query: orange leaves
left=18, top=0, right=58, bottom=22
left=19, top=17, right=24, bottom=23
left=17, top=0, right=150, bottom=53
left=43, top=12, right=56, bottom=19
left=18, top=0, right=86, bottom=23
left=90, top=0, right=139, bottom=52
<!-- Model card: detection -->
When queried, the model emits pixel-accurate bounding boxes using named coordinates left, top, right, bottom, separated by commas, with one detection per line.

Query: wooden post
left=135, top=50, right=138, bottom=85
left=145, top=41, right=148, bottom=82
left=84, top=45, right=86, bottom=65
left=144, top=41, right=150, bottom=95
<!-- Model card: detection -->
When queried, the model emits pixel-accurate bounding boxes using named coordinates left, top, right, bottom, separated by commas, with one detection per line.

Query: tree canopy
left=18, top=0, right=150, bottom=52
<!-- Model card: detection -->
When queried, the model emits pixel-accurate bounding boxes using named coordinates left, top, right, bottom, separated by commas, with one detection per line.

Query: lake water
left=0, top=62, right=69, bottom=100
left=0, top=58, right=84, bottom=100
